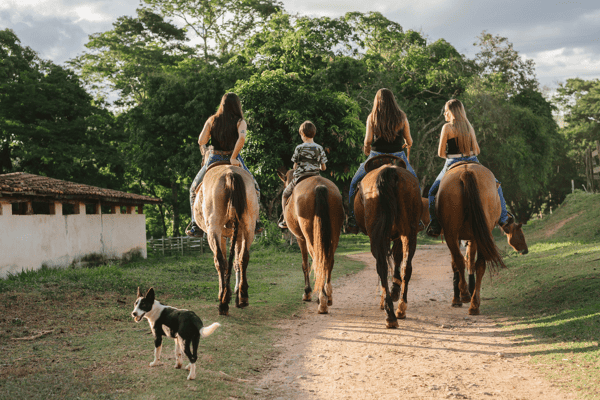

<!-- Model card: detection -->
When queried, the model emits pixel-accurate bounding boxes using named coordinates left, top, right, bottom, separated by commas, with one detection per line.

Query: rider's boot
left=345, top=194, right=359, bottom=234
left=425, top=196, right=442, bottom=237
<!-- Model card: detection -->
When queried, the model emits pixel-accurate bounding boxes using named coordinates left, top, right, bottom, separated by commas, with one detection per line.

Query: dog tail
left=200, top=322, right=221, bottom=338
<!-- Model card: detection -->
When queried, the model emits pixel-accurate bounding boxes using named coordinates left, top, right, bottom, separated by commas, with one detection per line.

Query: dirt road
left=255, top=244, right=575, bottom=400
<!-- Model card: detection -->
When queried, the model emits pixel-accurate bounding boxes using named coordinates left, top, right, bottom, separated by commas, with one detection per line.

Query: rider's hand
left=230, top=157, right=241, bottom=167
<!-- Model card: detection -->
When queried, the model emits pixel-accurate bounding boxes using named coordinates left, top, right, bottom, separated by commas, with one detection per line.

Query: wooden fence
left=147, top=236, right=206, bottom=256
left=584, top=140, right=600, bottom=193
left=147, top=231, right=271, bottom=256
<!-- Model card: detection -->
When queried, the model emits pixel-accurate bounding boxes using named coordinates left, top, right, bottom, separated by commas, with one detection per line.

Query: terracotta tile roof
left=0, top=172, right=161, bottom=204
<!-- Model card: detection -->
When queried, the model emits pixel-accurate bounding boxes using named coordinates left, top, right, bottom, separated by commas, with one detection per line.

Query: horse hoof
left=303, top=294, right=312, bottom=302
left=395, top=312, right=406, bottom=319
left=386, top=320, right=399, bottom=329
left=218, top=305, right=229, bottom=316
left=318, top=307, right=328, bottom=314
left=468, top=308, right=480, bottom=315
left=452, top=302, right=463, bottom=308
left=327, top=299, right=332, bottom=306
left=461, top=295, right=471, bottom=303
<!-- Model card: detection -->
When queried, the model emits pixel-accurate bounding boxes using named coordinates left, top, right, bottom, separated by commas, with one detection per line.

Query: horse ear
left=517, top=223, right=523, bottom=229
left=276, top=166, right=288, bottom=183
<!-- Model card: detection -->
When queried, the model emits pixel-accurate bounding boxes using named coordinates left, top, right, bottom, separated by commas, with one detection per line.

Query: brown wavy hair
left=299, top=121, right=316, bottom=138
left=445, top=99, right=477, bottom=155
left=368, top=88, right=406, bottom=142
left=209, top=93, right=244, bottom=150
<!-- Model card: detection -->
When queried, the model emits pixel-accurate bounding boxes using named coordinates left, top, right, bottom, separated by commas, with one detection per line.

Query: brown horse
left=192, top=163, right=260, bottom=316
left=277, top=170, right=344, bottom=314
left=354, top=158, right=422, bottom=328
left=436, top=162, right=528, bottom=315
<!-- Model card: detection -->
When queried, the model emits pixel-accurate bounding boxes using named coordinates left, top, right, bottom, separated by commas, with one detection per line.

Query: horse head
left=276, top=166, right=294, bottom=186
left=501, top=222, right=528, bottom=255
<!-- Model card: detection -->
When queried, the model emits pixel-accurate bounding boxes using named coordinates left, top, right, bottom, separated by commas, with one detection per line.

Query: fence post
left=162, top=236, right=165, bottom=256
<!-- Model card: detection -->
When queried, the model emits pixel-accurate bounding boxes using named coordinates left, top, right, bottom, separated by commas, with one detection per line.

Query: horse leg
left=447, top=236, right=469, bottom=308
left=465, top=241, right=476, bottom=298
left=396, top=232, right=416, bottom=320
left=234, top=237, right=250, bottom=309
left=469, top=253, right=486, bottom=315
left=390, top=239, right=402, bottom=303
left=326, top=255, right=333, bottom=306
left=373, top=239, right=397, bottom=328
left=297, top=237, right=312, bottom=302
left=208, top=232, right=230, bottom=315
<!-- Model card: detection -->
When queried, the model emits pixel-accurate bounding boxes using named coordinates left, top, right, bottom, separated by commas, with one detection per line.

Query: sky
left=1, top=0, right=599, bottom=90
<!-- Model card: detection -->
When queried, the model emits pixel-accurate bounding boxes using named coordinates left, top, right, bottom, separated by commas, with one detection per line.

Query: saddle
left=447, top=160, right=478, bottom=171
left=206, top=160, right=231, bottom=172
left=364, top=154, right=406, bottom=173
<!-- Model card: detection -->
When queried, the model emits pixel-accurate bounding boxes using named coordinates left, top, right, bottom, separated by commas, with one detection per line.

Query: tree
left=0, top=29, right=124, bottom=187
left=232, top=69, right=364, bottom=217
left=142, top=0, right=282, bottom=62
left=71, top=9, right=192, bottom=107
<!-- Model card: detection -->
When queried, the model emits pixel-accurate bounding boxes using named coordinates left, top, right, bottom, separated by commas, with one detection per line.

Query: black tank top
left=209, top=119, right=239, bottom=151
left=446, top=137, right=460, bottom=155
left=372, top=131, right=404, bottom=153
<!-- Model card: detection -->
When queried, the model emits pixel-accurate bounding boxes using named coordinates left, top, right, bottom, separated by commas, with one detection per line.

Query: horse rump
left=460, top=170, right=505, bottom=272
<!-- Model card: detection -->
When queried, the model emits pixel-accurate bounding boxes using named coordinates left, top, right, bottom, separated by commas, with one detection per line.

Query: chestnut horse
left=278, top=170, right=344, bottom=314
left=192, top=163, right=259, bottom=316
left=435, top=162, right=528, bottom=315
left=354, top=156, right=422, bottom=328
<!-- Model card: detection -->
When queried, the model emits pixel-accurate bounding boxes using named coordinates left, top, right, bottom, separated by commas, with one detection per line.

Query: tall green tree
left=0, top=29, right=124, bottom=187
left=233, top=69, right=364, bottom=217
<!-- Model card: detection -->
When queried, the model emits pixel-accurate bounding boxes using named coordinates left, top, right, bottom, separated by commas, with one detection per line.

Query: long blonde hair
left=445, top=99, right=477, bottom=154
left=369, top=88, right=406, bottom=142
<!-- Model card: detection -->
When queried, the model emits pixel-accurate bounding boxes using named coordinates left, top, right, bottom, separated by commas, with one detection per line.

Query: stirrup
left=425, top=221, right=441, bottom=238
left=186, top=222, right=204, bottom=238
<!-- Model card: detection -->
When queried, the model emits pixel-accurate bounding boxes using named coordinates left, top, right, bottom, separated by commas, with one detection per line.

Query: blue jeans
left=348, top=150, right=418, bottom=219
left=427, top=156, right=508, bottom=225
left=189, top=153, right=258, bottom=225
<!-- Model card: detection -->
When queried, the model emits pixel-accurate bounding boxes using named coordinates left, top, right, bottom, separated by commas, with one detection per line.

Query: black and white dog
left=131, top=287, right=220, bottom=380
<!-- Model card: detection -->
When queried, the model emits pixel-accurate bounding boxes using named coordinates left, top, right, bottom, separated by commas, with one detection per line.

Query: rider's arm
left=363, top=117, right=374, bottom=155
left=438, top=124, right=449, bottom=158
left=401, top=119, right=413, bottom=148
left=230, top=120, right=247, bottom=167
left=198, top=119, right=212, bottom=147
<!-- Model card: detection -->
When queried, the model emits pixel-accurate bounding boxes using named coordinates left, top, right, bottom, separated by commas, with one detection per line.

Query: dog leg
left=174, top=337, right=183, bottom=369
left=149, top=345, right=162, bottom=367
left=187, top=363, right=196, bottom=380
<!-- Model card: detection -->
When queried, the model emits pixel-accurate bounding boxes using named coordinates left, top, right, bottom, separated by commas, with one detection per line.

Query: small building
left=0, top=172, right=161, bottom=278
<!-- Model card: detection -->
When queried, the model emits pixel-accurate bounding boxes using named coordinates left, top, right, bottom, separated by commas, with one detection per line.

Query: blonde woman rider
left=346, top=88, right=419, bottom=233
left=426, top=99, right=512, bottom=237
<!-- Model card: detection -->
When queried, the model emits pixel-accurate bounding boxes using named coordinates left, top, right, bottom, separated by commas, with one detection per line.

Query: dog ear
left=146, top=287, right=155, bottom=302
left=137, top=287, right=143, bottom=298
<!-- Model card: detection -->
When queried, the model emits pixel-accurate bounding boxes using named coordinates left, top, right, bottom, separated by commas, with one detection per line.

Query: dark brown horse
left=436, top=162, right=528, bottom=315
left=277, top=170, right=344, bottom=314
left=354, top=157, right=422, bottom=328
left=192, top=164, right=260, bottom=316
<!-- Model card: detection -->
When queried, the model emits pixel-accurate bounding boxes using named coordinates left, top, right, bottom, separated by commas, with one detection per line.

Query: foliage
left=0, top=29, right=124, bottom=187
left=233, top=69, right=364, bottom=217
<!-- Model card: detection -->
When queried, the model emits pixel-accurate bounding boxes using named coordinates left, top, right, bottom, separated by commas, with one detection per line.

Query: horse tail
left=461, top=170, right=505, bottom=272
left=313, top=185, right=332, bottom=293
left=224, top=172, right=247, bottom=277
left=371, top=167, right=400, bottom=274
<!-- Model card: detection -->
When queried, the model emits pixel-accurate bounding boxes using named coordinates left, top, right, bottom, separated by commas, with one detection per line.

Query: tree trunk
left=171, top=181, right=180, bottom=237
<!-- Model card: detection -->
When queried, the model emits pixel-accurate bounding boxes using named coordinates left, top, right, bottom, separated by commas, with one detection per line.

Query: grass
left=0, top=232, right=368, bottom=400
left=482, top=191, right=600, bottom=399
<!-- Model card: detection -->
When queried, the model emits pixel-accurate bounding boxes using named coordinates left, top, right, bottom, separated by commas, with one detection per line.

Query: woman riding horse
left=186, top=92, right=263, bottom=237
left=346, top=88, right=419, bottom=233
left=426, top=99, right=512, bottom=237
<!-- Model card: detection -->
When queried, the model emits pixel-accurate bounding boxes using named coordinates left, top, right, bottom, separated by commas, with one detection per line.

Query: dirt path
left=255, top=244, right=575, bottom=400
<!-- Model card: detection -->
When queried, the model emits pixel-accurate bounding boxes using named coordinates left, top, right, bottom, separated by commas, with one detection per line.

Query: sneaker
left=425, top=220, right=442, bottom=238
left=186, top=222, right=204, bottom=237
left=255, top=220, right=264, bottom=234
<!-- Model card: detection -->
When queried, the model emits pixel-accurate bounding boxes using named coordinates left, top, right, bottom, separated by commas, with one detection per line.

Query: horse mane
left=461, top=170, right=505, bottom=272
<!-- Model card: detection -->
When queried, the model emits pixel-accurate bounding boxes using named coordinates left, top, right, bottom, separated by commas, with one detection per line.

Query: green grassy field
left=1, top=193, right=599, bottom=399
left=483, top=191, right=600, bottom=399
left=0, top=232, right=369, bottom=399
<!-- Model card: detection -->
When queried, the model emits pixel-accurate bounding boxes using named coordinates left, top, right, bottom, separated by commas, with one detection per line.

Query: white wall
left=0, top=202, right=147, bottom=278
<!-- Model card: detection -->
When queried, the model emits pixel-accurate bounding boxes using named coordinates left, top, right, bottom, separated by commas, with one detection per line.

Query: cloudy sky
left=1, top=0, right=599, bottom=89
